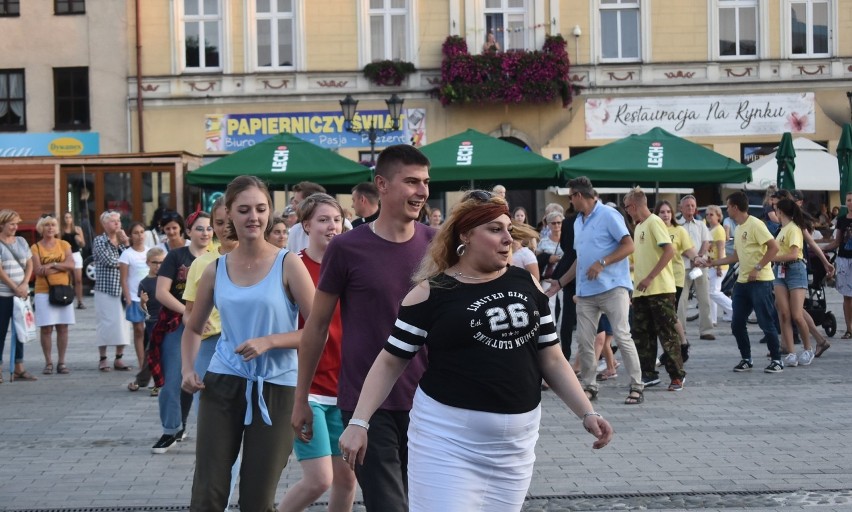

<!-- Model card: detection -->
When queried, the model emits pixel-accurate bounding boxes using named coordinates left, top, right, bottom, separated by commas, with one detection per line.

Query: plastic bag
left=12, top=296, right=37, bottom=344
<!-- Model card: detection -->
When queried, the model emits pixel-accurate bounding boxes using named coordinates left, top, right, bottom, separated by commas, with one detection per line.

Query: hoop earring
left=456, top=244, right=466, bottom=257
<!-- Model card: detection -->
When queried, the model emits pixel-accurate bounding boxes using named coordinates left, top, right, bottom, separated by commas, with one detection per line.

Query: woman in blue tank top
left=180, top=176, right=316, bottom=512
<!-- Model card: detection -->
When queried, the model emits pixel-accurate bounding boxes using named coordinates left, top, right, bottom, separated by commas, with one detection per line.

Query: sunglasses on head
left=465, top=190, right=493, bottom=202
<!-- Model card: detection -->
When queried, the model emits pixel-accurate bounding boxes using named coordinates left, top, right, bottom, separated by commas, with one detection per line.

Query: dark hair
left=374, top=144, right=430, bottom=180
left=566, top=176, right=595, bottom=198
left=726, top=191, right=749, bottom=212
left=653, top=200, right=675, bottom=226
left=775, top=198, right=809, bottom=231
left=352, top=182, right=379, bottom=204
left=293, top=181, right=326, bottom=198
left=224, top=176, right=273, bottom=241
left=185, top=211, right=211, bottom=231
left=159, top=211, right=185, bottom=233
left=128, top=221, right=146, bottom=235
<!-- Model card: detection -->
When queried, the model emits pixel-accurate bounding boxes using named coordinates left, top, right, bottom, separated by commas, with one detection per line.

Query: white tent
left=723, top=138, right=838, bottom=191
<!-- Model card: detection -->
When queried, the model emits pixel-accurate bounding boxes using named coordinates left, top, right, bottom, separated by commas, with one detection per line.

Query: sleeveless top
left=62, top=230, right=81, bottom=253
left=207, top=248, right=299, bottom=425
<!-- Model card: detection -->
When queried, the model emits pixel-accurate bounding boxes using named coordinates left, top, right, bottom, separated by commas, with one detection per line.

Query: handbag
left=36, top=244, right=75, bottom=306
left=12, top=296, right=37, bottom=344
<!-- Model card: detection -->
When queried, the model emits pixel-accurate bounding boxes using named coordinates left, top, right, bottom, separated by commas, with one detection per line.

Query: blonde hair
left=412, top=191, right=509, bottom=284
left=0, top=209, right=21, bottom=228
left=146, top=246, right=166, bottom=261
left=623, top=186, right=647, bottom=206
left=36, top=215, right=58, bottom=235
left=705, top=204, right=723, bottom=219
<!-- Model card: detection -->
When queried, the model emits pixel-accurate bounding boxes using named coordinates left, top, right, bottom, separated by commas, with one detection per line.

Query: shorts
left=836, top=257, right=852, bottom=297
left=72, top=251, right=83, bottom=269
left=597, top=314, right=612, bottom=335
left=292, top=401, right=344, bottom=461
left=773, top=260, right=808, bottom=290
left=125, top=301, right=147, bottom=323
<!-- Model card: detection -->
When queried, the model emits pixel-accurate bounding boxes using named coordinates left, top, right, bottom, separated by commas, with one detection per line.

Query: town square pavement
left=1, top=289, right=851, bottom=511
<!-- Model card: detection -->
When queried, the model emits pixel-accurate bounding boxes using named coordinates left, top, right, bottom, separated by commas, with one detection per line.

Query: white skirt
left=94, top=291, right=130, bottom=346
left=408, top=388, right=541, bottom=512
left=34, top=293, right=76, bottom=327
left=72, top=251, right=83, bottom=269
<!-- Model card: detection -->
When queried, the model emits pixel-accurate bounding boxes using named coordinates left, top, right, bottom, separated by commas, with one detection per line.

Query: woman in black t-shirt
left=338, top=191, right=613, bottom=512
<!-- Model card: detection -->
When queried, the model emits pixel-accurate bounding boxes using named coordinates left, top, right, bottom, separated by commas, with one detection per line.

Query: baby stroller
left=805, top=252, right=837, bottom=337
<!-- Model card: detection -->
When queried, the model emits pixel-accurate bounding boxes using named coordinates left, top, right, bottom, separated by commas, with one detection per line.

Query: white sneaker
left=784, top=352, right=799, bottom=367
left=721, top=313, right=733, bottom=322
left=596, top=359, right=607, bottom=372
left=798, top=350, right=814, bottom=366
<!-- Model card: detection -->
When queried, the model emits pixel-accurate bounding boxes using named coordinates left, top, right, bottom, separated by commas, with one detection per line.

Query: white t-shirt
left=511, top=246, right=537, bottom=269
left=118, top=247, right=150, bottom=301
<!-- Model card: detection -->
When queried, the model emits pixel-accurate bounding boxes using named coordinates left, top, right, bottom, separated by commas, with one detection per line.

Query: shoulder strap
left=0, top=239, right=25, bottom=273
left=35, top=243, right=64, bottom=286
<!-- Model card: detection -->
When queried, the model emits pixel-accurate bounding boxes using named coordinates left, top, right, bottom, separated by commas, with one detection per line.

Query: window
left=484, top=0, right=527, bottom=51
left=790, top=0, right=829, bottom=56
left=183, top=0, right=221, bottom=70
left=0, top=70, right=25, bottom=131
left=600, top=0, right=640, bottom=61
left=0, top=0, right=19, bottom=16
left=256, top=0, right=295, bottom=68
left=53, top=67, right=89, bottom=130
left=368, top=0, right=408, bottom=61
left=718, top=0, right=757, bottom=57
left=55, top=0, right=85, bottom=14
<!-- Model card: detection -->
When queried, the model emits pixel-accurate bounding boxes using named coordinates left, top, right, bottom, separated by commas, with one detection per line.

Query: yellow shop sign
left=48, top=137, right=84, bottom=156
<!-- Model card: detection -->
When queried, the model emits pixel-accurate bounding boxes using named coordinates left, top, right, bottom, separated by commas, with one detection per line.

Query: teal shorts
left=293, top=402, right=344, bottom=461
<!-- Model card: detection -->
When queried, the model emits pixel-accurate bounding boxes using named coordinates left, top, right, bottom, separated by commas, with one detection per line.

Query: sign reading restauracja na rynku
left=205, top=108, right=427, bottom=153
left=585, top=93, right=815, bottom=139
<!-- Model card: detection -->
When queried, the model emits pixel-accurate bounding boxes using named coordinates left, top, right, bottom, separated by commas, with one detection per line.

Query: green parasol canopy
left=559, top=127, right=751, bottom=187
left=186, top=134, right=372, bottom=192
left=417, top=129, right=562, bottom=192
left=775, top=132, right=796, bottom=191
left=838, top=124, right=852, bottom=216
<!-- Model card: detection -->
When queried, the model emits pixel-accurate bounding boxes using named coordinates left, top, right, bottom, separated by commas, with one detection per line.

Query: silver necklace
left=452, top=268, right=503, bottom=281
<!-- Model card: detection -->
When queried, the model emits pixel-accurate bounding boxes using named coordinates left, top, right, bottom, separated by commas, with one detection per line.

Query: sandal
left=43, top=363, right=54, bottom=375
left=841, top=331, right=852, bottom=339
left=625, top=388, right=644, bottom=405
left=12, top=370, right=38, bottom=382
left=77, top=302, right=87, bottom=310
left=597, top=371, right=618, bottom=381
left=127, top=381, right=140, bottom=392
left=815, top=341, right=831, bottom=358
left=56, top=363, right=70, bottom=374
left=583, top=388, right=598, bottom=401
left=113, top=354, right=132, bottom=371
left=99, top=356, right=111, bottom=372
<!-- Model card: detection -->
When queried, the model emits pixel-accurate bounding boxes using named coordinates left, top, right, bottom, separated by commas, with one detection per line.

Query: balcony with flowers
left=437, top=35, right=573, bottom=108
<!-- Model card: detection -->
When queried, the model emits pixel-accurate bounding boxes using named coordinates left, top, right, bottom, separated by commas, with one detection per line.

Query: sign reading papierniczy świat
left=585, top=93, right=815, bottom=139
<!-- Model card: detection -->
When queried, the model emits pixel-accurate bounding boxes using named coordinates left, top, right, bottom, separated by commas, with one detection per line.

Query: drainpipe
left=135, top=0, right=145, bottom=152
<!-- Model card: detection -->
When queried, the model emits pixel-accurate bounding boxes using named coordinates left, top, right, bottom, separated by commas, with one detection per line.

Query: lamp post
left=339, top=94, right=405, bottom=165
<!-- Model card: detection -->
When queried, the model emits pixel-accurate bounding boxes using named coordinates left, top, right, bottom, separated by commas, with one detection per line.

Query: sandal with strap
left=99, top=356, right=111, bottom=372
left=127, top=381, right=140, bottom=392
left=113, top=354, right=132, bottom=371
left=584, top=388, right=598, bottom=401
left=12, top=370, right=38, bottom=382
left=43, top=363, right=54, bottom=375
left=56, top=363, right=70, bottom=374
left=815, top=341, right=831, bottom=358
left=625, top=388, right=644, bottom=405
left=842, top=331, right=852, bottom=339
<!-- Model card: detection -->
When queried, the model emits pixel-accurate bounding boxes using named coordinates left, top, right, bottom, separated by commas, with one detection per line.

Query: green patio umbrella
left=187, top=134, right=371, bottom=192
left=775, top=132, right=796, bottom=191
left=418, top=129, right=562, bottom=192
left=560, top=127, right=751, bottom=187
left=838, top=123, right=852, bottom=216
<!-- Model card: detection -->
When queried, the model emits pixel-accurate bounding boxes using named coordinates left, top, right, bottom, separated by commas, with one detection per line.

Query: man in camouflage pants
left=623, top=188, right=686, bottom=391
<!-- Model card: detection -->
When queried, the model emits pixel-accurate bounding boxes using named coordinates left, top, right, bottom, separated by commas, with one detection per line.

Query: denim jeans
left=158, top=325, right=185, bottom=435
left=731, top=280, right=780, bottom=361
left=0, top=295, right=24, bottom=364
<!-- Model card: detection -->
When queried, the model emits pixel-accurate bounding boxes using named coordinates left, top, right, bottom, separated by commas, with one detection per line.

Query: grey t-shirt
left=0, top=237, right=31, bottom=297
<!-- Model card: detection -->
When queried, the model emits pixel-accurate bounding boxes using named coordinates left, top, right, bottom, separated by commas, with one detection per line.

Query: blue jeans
left=158, top=325, right=185, bottom=435
left=0, top=296, right=24, bottom=364
left=731, top=281, right=780, bottom=361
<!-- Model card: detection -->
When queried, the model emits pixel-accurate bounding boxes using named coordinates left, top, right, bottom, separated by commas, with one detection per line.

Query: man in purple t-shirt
left=293, top=145, right=433, bottom=512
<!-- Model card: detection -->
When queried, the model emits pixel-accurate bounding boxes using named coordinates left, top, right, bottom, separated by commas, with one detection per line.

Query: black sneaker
left=175, top=428, right=188, bottom=442
left=764, top=360, right=784, bottom=373
left=733, top=359, right=754, bottom=372
left=642, top=376, right=661, bottom=387
left=151, top=434, right=177, bottom=454
left=681, top=343, right=690, bottom=364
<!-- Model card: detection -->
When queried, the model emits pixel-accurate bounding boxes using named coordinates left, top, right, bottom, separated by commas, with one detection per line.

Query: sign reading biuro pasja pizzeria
left=585, top=93, right=815, bottom=139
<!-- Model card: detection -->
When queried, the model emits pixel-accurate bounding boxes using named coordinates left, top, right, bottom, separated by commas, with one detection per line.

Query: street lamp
left=339, top=94, right=405, bottom=165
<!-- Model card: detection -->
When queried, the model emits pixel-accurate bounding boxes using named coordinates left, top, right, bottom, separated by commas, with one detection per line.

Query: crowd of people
left=4, top=142, right=851, bottom=511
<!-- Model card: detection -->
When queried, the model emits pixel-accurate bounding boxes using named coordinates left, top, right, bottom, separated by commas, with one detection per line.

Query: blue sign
left=0, top=132, right=100, bottom=157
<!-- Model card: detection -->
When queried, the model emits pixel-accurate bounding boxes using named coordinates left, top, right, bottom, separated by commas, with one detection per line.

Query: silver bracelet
left=348, top=418, right=370, bottom=431
left=582, top=412, right=602, bottom=421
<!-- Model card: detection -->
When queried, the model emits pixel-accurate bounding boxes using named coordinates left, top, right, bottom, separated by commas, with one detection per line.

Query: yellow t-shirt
left=666, top=224, right=694, bottom=287
left=708, top=224, right=729, bottom=272
left=31, top=240, right=71, bottom=294
left=633, top=214, right=676, bottom=297
left=733, top=215, right=775, bottom=283
left=182, top=250, right=221, bottom=339
left=776, top=222, right=804, bottom=261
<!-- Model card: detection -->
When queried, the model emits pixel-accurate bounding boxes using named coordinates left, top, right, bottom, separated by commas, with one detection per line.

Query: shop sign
left=0, top=132, right=100, bottom=157
left=585, top=93, right=815, bottom=139
left=205, top=108, right=427, bottom=152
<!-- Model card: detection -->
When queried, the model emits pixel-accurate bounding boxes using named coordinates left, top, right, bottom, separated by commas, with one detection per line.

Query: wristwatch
left=598, top=259, right=606, bottom=267
left=754, top=264, right=763, bottom=271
